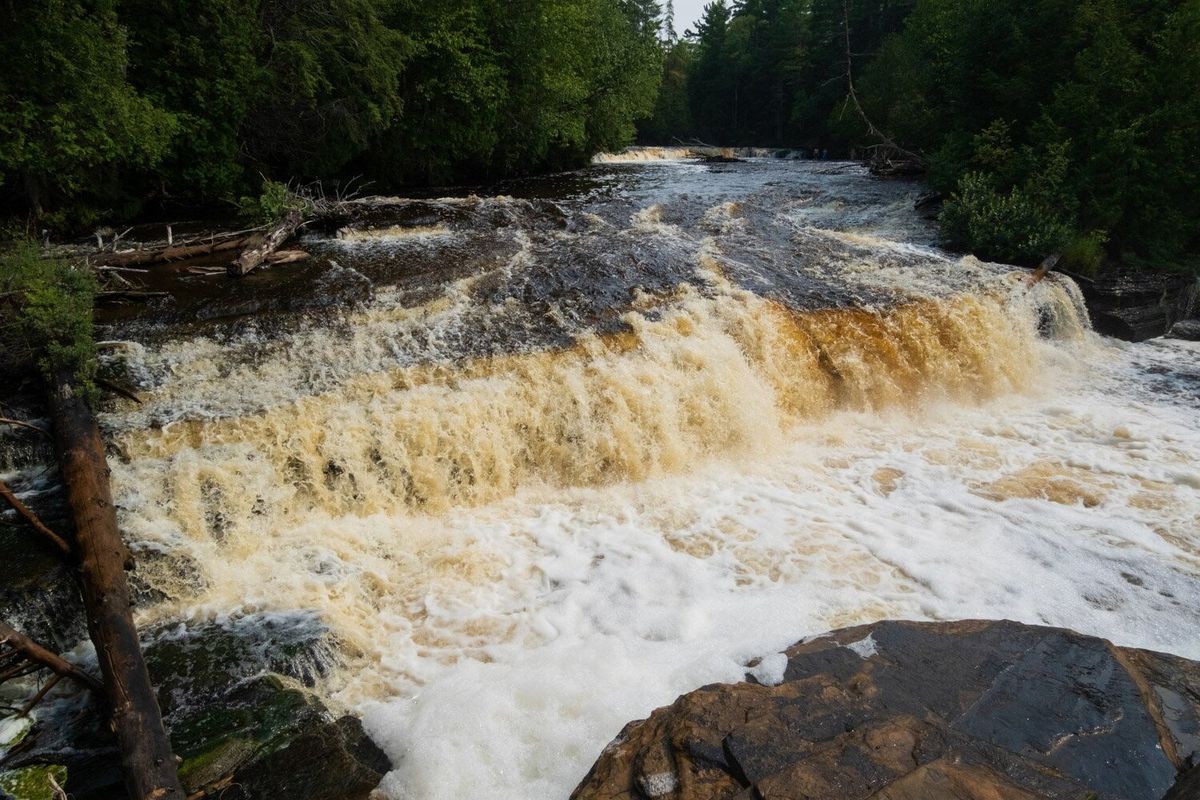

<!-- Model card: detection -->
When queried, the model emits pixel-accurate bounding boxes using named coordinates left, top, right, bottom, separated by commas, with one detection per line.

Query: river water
left=74, top=154, right=1200, bottom=797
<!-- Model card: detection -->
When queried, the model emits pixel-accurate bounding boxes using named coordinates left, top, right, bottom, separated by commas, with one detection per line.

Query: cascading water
left=9, top=156, right=1199, bottom=799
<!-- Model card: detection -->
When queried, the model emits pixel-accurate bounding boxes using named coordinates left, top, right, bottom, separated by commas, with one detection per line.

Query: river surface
left=52, top=154, right=1200, bottom=797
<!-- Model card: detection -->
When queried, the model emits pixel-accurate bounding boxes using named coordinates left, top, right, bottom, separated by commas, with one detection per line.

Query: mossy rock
left=176, top=676, right=390, bottom=800
left=4, top=613, right=389, bottom=800
left=143, top=612, right=336, bottom=714
left=0, top=765, right=68, bottom=800
left=150, top=614, right=390, bottom=799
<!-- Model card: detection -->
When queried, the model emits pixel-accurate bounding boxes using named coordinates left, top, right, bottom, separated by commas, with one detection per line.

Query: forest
left=2, top=0, right=1198, bottom=272
left=647, top=0, right=1200, bottom=271
left=0, top=0, right=665, bottom=227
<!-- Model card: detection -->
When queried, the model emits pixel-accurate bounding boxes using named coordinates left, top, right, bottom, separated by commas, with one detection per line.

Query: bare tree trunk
left=48, top=369, right=183, bottom=800
left=840, top=0, right=925, bottom=167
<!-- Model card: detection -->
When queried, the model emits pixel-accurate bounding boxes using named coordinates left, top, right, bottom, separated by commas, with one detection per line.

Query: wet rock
left=0, top=527, right=85, bottom=650
left=173, top=674, right=389, bottom=800
left=3, top=612, right=389, bottom=800
left=1069, top=270, right=1199, bottom=341
left=913, top=191, right=942, bottom=220
left=0, top=764, right=68, bottom=800
left=1168, top=319, right=1200, bottom=341
left=572, top=620, right=1200, bottom=800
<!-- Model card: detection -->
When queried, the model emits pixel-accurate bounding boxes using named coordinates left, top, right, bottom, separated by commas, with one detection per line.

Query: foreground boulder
left=572, top=620, right=1200, bottom=800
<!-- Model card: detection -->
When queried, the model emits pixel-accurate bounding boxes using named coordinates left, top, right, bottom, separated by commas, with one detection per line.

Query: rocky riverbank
left=572, top=620, right=1200, bottom=800
left=1067, top=269, right=1198, bottom=341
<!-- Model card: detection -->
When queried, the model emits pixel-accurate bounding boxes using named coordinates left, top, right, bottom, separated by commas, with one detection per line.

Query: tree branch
left=0, top=417, right=50, bottom=437
left=0, top=621, right=102, bottom=692
left=0, top=478, right=73, bottom=558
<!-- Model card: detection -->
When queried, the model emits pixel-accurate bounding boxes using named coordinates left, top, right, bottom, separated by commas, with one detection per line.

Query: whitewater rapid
left=84, top=157, right=1199, bottom=799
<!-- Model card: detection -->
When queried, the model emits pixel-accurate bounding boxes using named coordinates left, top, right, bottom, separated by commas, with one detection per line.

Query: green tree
left=0, top=0, right=175, bottom=223
left=688, top=1, right=735, bottom=141
left=639, top=40, right=695, bottom=143
left=121, top=0, right=259, bottom=196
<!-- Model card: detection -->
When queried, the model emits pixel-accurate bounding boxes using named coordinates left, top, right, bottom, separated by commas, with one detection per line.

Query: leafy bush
left=1060, top=231, right=1108, bottom=276
left=238, top=181, right=310, bottom=224
left=940, top=172, right=1072, bottom=266
left=0, top=242, right=97, bottom=394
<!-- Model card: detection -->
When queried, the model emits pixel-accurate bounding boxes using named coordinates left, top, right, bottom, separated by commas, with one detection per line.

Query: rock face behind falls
left=571, top=620, right=1200, bottom=800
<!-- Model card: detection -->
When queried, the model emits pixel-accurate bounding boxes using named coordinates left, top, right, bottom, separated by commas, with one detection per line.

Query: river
left=22, top=152, right=1200, bottom=798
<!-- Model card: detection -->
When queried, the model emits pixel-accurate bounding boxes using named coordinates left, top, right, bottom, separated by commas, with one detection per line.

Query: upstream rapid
left=80, top=156, right=1200, bottom=797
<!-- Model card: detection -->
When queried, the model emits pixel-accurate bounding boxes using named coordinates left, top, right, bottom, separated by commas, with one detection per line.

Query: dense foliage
left=0, top=0, right=664, bottom=228
left=857, top=0, right=1200, bottom=270
left=643, top=0, right=1198, bottom=271
left=643, top=0, right=912, bottom=148
left=4, top=0, right=1196, bottom=271
left=0, top=242, right=98, bottom=392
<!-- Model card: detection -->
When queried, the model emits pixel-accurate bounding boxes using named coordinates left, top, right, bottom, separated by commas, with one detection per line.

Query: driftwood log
left=48, top=368, right=184, bottom=800
left=229, top=209, right=304, bottom=276
left=1025, top=253, right=1062, bottom=286
left=93, top=234, right=256, bottom=268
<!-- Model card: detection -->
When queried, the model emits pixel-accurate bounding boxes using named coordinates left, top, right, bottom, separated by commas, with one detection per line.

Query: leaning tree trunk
left=48, top=369, right=183, bottom=800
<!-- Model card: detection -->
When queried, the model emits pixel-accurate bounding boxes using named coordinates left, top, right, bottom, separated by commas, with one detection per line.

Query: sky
left=671, top=0, right=710, bottom=35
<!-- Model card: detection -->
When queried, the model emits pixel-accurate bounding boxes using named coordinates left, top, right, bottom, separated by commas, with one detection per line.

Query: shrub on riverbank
left=0, top=242, right=97, bottom=395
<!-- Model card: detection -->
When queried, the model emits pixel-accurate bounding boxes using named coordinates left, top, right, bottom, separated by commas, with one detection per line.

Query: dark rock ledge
left=1067, top=270, right=1198, bottom=342
left=571, top=620, right=1200, bottom=800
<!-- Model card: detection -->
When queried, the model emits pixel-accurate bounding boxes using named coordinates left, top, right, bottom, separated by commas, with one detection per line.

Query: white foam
left=749, top=652, right=789, bottom=686
left=844, top=634, right=878, bottom=659
left=347, top=336, right=1200, bottom=800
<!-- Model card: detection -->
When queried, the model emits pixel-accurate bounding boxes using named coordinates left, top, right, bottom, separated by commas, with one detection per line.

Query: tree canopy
left=4, top=0, right=1195, bottom=272
left=0, top=0, right=664, bottom=227
left=640, top=0, right=1198, bottom=272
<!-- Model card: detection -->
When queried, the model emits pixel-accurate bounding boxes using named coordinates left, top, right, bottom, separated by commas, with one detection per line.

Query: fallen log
left=0, top=477, right=73, bottom=558
left=0, top=621, right=102, bottom=693
left=229, top=209, right=304, bottom=276
left=95, top=290, right=171, bottom=304
left=48, top=367, right=184, bottom=800
left=93, top=234, right=256, bottom=268
left=265, top=249, right=309, bottom=266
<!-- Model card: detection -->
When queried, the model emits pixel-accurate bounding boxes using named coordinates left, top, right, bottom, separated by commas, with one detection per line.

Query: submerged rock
left=572, top=620, right=1200, bottom=800
left=2, top=612, right=389, bottom=800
